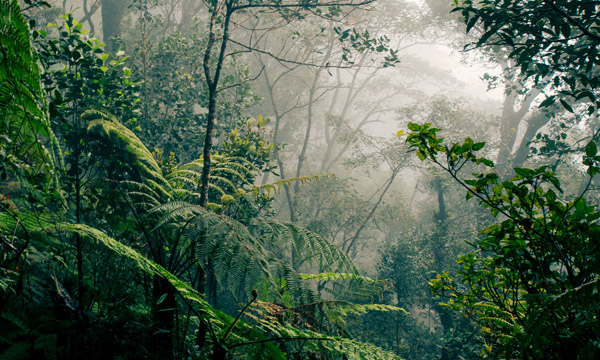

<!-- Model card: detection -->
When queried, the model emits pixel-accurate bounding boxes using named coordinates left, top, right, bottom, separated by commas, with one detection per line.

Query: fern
left=0, top=0, right=60, bottom=178
left=0, top=3, right=400, bottom=358
left=0, top=342, right=29, bottom=360
left=480, top=316, right=517, bottom=331
left=85, top=113, right=357, bottom=302
left=85, top=110, right=167, bottom=184
left=257, top=174, right=335, bottom=195
left=0, top=208, right=401, bottom=359
left=260, top=221, right=356, bottom=273
left=245, top=301, right=403, bottom=359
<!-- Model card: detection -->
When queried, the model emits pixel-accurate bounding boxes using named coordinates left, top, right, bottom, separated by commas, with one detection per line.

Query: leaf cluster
left=408, top=122, right=600, bottom=359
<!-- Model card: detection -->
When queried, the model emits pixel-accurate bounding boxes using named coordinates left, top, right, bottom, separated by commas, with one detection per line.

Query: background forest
left=1, top=0, right=600, bottom=359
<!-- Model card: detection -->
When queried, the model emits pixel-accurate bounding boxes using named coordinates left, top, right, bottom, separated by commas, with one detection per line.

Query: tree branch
left=543, top=0, right=600, bottom=42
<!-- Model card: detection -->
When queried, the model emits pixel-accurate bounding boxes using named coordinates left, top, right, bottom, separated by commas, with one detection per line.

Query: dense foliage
left=402, top=1, right=600, bottom=358
left=3, top=0, right=600, bottom=359
left=407, top=122, right=600, bottom=359
left=0, top=1, right=402, bottom=359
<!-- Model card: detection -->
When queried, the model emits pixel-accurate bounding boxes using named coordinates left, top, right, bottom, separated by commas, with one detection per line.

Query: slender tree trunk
left=512, top=112, right=550, bottom=168
left=80, top=0, right=100, bottom=32
left=294, top=67, right=322, bottom=190
left=194, top=266, right=208, bottom=348
left=496, top=60, right=541, bottom=175
left=345, top=164, right=401, bottom=256
left=196, top=4, right=233, bottom=350
left=71, top=67, right=86, bottom=359
left=199, top=4, right=232, bottom=207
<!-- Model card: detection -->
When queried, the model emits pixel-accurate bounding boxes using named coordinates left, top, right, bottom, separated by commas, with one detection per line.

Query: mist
left=2, top=0, right=599, bottom=358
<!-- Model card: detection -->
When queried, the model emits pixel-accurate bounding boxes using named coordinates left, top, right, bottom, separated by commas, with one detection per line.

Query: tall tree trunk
left=431, top=181, right=453, bottom=360
left=101, top=0, right=128, bottom=52
left=196, top=3, right=232, bottom=350
left=496, top=59, right=541, bottom=175
left=199, top=4, right=231, bottom=207
left=512, top=112, right=550, bottom=168
left=344, top=164, right=401, bottom=257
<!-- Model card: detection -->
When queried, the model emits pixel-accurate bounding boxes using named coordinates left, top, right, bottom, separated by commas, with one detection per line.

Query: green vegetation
left=2, top=0, right=600, bottom=359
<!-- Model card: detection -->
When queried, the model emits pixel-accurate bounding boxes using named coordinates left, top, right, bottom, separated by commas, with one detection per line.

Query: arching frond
left=85, top=110, right=165, bottom=181
left=257, top=174, right=335, bottom=195
left=0, top=0, right=61, bottom=177
left=246, top=301, right=403, bottom=360
left=165, top=155, right=260, bottom=205
left=209, top=175, right=238, bottom=192
left=261, top=220, right=357, bottom=274
left=152, top=197, right=373, bottom=310
left=0, top=208, right=400, bottom=359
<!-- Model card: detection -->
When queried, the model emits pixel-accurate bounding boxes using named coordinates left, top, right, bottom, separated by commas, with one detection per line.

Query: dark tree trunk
left=101, top=0, right=128, bottom=52
left=151, top=275, right=176, bottom=359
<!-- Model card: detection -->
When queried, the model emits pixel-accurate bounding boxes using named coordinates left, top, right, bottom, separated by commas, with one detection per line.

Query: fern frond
left=125, top=191, right=161, bottom=207
left=120, top=180, right=161, bottom=200
left=339, top=303, right=408, bottom=315
left=61, top=223, right=217, bottom=313
left=265, top=174, right=335, bottom=194
left=211, top=174, right=245, bottom=190
left=472, top=302, right=504, bottom=313
left=300, top=272, right=372, bottom=282
left=86, top=111, right=166, bottom=185
left=177, top=158, right=205, bottom=171
left=208, top=182, right=226, bottom=196
left=245, top=301, right=402, bottom=359
left=480, top=316, right=517, bottom=330
left=213, top=162, right=255, bottom=180
left=167, top=168, right=201, bottom=180
left=0, top=342, right=29, bottom=360
left=264, top=221, right=357, bottom=274
left=552, top=278, right=600, bottom=305
left=167, top=176, right=198, bottom=189
left=0, top=0, right=61, bottom=177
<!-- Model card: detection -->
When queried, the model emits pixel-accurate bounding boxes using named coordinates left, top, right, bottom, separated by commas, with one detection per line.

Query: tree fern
left=91, top=113, right=387, bottom=335
left=0, top=3, right=400, bottom=358
left=0, top=209, right=401, bottom=359
left=85, top=110, right=166, bottom=184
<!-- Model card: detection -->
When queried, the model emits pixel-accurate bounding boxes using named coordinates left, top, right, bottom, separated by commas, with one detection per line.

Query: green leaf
left=472, top=142, right=485, bottom=151
left=466, top=14, right=480, bottom=32
left=407, top=122, right=420, bottom=131
left=586, top=141, right=597, bottom=157
left=156, top=293, right=168, bottom=305
left=477, top=28, right=496, bottom=46
left=559, top=99, right=574, bottom=113
left=539, top=96, right=556, bottom=108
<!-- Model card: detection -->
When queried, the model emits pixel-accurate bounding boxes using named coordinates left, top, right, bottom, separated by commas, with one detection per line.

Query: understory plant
left=406, top=122, right=600, bottom=359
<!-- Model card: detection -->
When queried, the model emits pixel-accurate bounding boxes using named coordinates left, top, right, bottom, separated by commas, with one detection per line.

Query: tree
left=190, top=0, right=400, bottom=208
left=254, top=0, right=466, bottom=262
left=455, top=0, right=600, bottom=157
